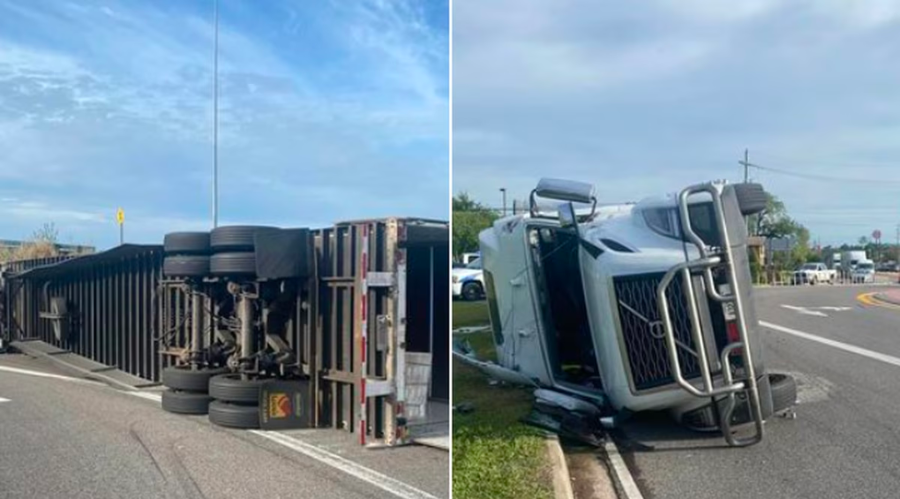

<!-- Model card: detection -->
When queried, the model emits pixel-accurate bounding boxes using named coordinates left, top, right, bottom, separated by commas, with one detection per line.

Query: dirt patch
left=565, top=445, right=618, bottom=499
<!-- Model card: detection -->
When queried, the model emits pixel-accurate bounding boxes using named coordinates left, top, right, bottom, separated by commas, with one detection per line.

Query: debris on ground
left=454, top=402, right=475, bottom=414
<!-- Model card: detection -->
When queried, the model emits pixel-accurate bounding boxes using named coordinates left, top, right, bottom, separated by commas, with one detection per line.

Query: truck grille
left=613, top=272, right=701, bottom=391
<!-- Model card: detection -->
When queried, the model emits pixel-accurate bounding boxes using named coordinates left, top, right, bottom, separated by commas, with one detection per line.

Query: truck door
left=480, top=218, right=554, bottom=386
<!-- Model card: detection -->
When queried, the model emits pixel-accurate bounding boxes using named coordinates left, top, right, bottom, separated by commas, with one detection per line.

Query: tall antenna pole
left=212, top=0, right=220, bottom=228
left=742, top=148, right=749, bottom=183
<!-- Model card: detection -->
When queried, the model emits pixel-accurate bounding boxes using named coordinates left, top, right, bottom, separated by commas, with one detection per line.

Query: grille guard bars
left=656, top=183, right=764, bottom=447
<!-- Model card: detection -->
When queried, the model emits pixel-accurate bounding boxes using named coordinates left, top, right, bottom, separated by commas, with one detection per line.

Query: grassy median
left=452, top=300, right=553, bottom=499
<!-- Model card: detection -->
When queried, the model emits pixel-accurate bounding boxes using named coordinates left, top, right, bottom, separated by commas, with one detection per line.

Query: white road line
left=780, top=305, right=827, bottom=317
left=250, top=430, right=439, bottom=499
left=0, top=397, right=10, bottom=403
left=124, top=391, right=436, bottom=499
left=760, top=320, right=900, bottom=368
left=0, top=365, right=98, bottom=384
left=604, top=440, right=644, bottom=499
left=127, top=391, right=163, bottom=403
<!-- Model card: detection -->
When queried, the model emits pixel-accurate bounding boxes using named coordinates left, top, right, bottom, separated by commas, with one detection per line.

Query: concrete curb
left=873, top=292, right=900, bottom=307
left=602, top=440, right=644, bottom=499
left=546, top=434, right=575, bottom=499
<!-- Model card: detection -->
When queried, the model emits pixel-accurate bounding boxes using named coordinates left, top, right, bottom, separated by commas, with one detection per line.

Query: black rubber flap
left=258, top=379, right=312, bottom=430
left=254, top=228, right=310, bottom=279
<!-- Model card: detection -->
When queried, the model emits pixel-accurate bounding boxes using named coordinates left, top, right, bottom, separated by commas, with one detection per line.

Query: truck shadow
left=611, top=411, right=740, bottom=453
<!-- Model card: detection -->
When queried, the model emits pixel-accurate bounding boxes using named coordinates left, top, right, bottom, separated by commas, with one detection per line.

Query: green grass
left=452, top=300, right=493, bottom=329
left=452, top=301, right=553, bottom=499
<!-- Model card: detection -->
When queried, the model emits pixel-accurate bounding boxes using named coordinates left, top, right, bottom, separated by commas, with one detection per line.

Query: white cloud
left=0, top=0, right=448, bottom=249
left=453, top=0, right=900, bottom=245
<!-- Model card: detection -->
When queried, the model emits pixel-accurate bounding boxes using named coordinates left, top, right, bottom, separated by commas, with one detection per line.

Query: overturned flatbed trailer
left=1, top=218, right=448, bottom=447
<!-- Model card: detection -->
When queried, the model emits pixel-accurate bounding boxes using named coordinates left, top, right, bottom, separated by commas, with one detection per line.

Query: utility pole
left=212, top=0, right=220, bottom=228
left=896, top=224, right=899, bottom=266
left=739, top=148, right=750, bottom=183
left=499, top=188, right=507, bottom=216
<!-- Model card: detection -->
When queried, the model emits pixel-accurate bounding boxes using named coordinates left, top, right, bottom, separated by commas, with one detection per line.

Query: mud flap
left=258, top=379, right=313, bottom=430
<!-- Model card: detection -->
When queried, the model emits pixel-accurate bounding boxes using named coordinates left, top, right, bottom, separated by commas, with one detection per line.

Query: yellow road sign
left=116, top=208, right=125, bottom=225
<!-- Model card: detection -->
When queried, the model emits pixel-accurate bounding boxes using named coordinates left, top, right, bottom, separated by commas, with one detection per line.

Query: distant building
left=0, top=239, right=95, bottom=256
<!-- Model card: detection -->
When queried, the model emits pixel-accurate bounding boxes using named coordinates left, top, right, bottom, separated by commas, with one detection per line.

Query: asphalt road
left=620, top=284, right=900, bottom=499
left=0, top=355, right=447, bottom=499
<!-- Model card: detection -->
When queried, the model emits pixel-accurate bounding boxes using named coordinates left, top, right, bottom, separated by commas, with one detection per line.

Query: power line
left=746, top=162, right=900, bottom=185
left=753, top=151, right=900, bottom=169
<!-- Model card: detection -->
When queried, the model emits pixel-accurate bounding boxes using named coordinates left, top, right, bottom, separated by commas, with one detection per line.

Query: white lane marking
left=128, top=391, right=163, bottom=403
left=124, top=391, right=436, bottom=499
left=761, top=321, right=900, bottom=368
left=780, top=305, right=827, bottom=317
left=0, top=365, right=97, bottom=384
left=604, top=440, right=644, bottom=499
left=0, top=397, right=10, bottom=403
left=250, top=430, right=439, bottom=499
left=818, top=306, right=852, bottom=311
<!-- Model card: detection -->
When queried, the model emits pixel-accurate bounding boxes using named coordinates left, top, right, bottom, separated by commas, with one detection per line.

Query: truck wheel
left=163, top=255, right=210, bottom=278
left=462, top=282, right=483, bottom=301
left=210, top=252, right=256, bottom=276
left=769, top=373, right=797, bottom=413
left=681, top=373, right=796, bottom=430
left=208, top=400, right=260, bottom=429
left=164, top=232, right=210, bottom=255
left=209, top=373, right=268, bottom=404
left=161, top=389, right=213, bottom=415
left=210, top=226, right=277, bottom=252
left=162, top=365, right=229, bottom=392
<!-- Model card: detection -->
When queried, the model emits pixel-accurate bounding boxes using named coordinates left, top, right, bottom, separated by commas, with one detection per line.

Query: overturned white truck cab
left=475, top=178, right=796, bottom=446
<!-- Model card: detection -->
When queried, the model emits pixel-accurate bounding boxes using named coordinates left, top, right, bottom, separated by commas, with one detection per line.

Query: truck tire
left=163, top=255, right=210, bottom=278
left=162, top=365, right=229, bottom=392
left=210, top=252, right=256, bottom=276
left=164, top=232, right=210, bottom=255
left=210, top=226, right=277, bottom=252
left=208, top=400, right=260, bottom=429
left=733, top=183, right=767, bottom=216
left=161, top=389, right=213, bottom=415
left=769, top=373, right=797, bottom=413
left=681, top=373, right=796, bottom=431
left=209, top=373, right=268, bottom=404
left=462, top=282, right=483, bottom=301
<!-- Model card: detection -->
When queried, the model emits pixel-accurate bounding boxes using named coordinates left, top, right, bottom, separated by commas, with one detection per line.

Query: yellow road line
left=857, top=292, right=900, bottom=311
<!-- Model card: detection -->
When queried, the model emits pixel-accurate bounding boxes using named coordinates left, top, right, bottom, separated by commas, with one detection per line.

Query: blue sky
left=453, top=1, right=900, bottom=246
left=0, top=0, right=448, bottom=249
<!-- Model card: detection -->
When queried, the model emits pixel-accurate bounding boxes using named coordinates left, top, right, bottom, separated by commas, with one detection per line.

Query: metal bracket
left=365, top=378, right=394, bottom=397
left=367, top=272, right=394, bottom=288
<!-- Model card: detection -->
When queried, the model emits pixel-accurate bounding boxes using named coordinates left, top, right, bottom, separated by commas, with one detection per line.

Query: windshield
left=801, top=264, right=818, bottom=270
left=466, top=258, right=482, bottom=269
left=857, top=263, right=874, bottom=271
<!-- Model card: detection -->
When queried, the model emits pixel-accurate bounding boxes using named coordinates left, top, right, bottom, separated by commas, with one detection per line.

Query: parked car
left=851, top=260, right=875, bottom=283
left=792, top=262, right=835, bottom=285
left=452, top=257, right=484, bottom=300
left=457, top=178, right=796, bottom=447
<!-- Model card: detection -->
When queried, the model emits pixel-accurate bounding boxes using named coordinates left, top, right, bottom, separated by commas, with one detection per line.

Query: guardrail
left=753, top=272, right=898, bottom=287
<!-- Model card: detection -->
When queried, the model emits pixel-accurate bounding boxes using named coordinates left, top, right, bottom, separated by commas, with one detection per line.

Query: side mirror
left=531, top=177, right=597, bottom=218
left=558, top=202, right=578, bottom=229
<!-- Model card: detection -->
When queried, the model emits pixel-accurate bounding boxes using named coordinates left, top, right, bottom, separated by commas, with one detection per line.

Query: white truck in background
left=792, top=262, right=835, bottom=285
left=840, top=250, right=868, bottom=278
